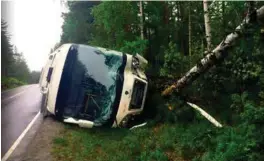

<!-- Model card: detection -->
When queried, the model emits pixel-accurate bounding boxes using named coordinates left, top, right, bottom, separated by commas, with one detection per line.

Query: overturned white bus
left=39, top=44, right=148, bottom=128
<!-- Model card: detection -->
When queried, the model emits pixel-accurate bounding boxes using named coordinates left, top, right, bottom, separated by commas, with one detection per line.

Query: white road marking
left=2, top=85, right=33, bottom=102
left=2, top=111, right=41, bottom=161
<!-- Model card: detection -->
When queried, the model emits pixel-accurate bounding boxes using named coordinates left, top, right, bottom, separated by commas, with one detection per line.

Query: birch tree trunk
left=162, top=6, right=264, bottom=96
left=139, top=1, right=144, bottom=40
left=189, top=2, right=192, bottom=56
left=222, top=1, right=225, bottom=36
left=203, top=0, right=212, bottom=51
left=189, top=2, right=192, bottom=67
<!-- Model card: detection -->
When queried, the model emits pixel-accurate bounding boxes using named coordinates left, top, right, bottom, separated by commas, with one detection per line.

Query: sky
left=1, top=0, right=65, bottom=71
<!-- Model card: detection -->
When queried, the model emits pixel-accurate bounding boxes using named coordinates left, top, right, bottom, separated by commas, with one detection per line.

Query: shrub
left=199, top=102, right=264, bottom=161
left=1, top=77, right=26, bottom=90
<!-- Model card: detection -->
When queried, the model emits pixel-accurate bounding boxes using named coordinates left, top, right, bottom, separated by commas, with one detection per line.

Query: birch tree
left=139, top=1, right=144, bottom=40
left=189, top=2, right=192, bottom=57
left=203, top=0, right=212, bottom=51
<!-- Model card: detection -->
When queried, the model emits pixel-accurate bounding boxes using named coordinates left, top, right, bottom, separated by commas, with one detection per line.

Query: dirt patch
left=166, top=150, right=188, bottom=161
left=21, top=117, right=64, bottom=161
left=152, top=123, right=164, bottom=133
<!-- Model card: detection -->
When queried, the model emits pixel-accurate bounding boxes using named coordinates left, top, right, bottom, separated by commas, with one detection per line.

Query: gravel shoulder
left=11, top=116, right=64, bottom=161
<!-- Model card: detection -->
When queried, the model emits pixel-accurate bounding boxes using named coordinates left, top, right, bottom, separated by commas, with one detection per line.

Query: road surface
left=1, top=84, right=42, bottom=158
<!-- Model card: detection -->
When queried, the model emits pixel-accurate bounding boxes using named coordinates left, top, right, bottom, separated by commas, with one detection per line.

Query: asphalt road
left=1, top=84, right=42, bottom=157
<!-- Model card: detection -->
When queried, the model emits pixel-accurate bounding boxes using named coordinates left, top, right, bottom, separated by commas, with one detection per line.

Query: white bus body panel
left=40, top=44, right=72, bottom=115
left=115, top=54, right=148, bottom=126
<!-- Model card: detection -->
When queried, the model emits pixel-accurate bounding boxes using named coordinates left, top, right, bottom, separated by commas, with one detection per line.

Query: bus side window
left=46, top=67, right=53, bottom=83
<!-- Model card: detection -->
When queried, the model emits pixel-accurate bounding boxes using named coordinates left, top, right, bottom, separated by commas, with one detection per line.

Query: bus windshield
left=58, top=44, right=125, bottom=126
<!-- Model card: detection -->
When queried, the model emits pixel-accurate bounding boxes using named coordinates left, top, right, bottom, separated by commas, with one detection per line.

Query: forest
left=1, top=20, right=40, bottom=90
left=50, top=1, right=264, bottom=161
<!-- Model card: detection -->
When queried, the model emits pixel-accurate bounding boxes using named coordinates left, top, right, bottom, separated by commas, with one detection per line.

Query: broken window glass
left=61, top=45, right=124, bottom=126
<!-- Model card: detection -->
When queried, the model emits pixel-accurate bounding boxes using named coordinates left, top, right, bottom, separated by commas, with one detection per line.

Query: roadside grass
left=52, top=123, right=187, bottom=161
left=1, top=77, right=26, bottom=91
left=53, top=137, right=68, bottom=146
left=52, top=116, right=264, bottom=161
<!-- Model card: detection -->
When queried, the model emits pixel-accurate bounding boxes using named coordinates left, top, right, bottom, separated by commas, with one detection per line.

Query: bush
left=196, top=101, right=264, bottom=161
left=1, top=77, right=26, bottom=90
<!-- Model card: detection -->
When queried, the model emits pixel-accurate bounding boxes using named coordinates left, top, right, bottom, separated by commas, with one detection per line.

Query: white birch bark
left=203, top=0, right=212, bottom=51
left=189, top=2, right=192, bottom=67
left=187, top=102, right=223, bottom=127
left=139, top=1, right=144, bottom=40
left=162, top=6, right=264, bottom=96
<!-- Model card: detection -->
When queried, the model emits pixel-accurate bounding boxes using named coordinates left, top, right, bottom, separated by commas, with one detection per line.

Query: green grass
left=53, top=137, right=68, bottom=146
left=52, top=123, right=186, bottom=161
left=1, top=77, right=26, bottom=91
left=52, top=117, right=264, bottom=161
